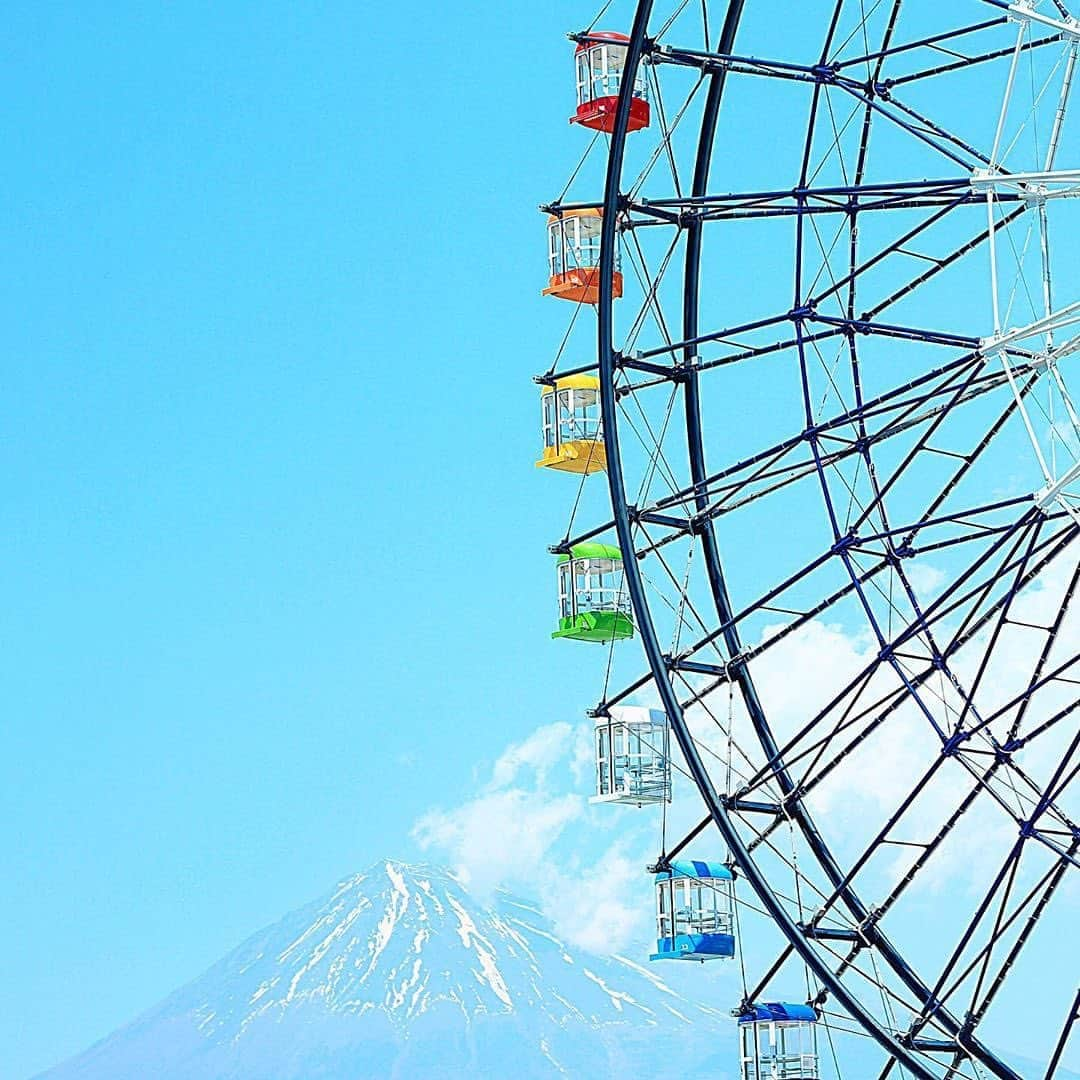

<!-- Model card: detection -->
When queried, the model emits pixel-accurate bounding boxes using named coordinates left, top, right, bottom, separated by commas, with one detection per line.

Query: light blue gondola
left=650, top=860, right=736, bottom=961
left=738, top=1002, right=820, bottom=1080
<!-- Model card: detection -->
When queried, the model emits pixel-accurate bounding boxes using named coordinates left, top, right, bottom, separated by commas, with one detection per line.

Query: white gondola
left=590, top=706, right=670, bottom=806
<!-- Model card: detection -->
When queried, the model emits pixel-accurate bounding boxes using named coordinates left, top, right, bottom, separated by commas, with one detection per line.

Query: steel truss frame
left=567, top=2, right=1080, bottom=1077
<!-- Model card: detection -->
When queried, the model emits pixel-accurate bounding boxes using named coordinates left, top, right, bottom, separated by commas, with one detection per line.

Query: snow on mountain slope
left=37, top=861, right=738, bottom=1080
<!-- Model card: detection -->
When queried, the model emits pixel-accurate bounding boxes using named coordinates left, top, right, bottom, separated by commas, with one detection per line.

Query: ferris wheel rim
left=590, top=3, right=1075, bottom=1076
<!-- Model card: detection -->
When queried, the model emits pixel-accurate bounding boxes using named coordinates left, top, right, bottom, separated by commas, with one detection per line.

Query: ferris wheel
left=534, top=2, right=1080, bottom=1078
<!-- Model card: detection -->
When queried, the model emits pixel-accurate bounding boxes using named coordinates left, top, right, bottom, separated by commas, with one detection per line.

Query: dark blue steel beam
left=688, top=192, right=1016, bottom=219
left=834, top=17, right=1007, bottom=69
left=1045, top=987, right=1080, bottom=1079
left=649, top=44, right=860, bottom=86
left=645, top=176, right=975, bottom=205
left=889, top=32, right=1065, bottom=88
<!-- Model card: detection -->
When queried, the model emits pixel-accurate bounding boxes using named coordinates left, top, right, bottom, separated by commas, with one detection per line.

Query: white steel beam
left=1007, top=2, right=1080, bottom=42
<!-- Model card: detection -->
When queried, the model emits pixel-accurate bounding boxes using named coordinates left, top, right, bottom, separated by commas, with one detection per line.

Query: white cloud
left=487, top=721, right=576, bottom=792
left=412, top=718, right=656, bottom=954
left=905, top=561, right=947, bottom=604
left=545, top=843, right=646, bottom=953
left=413, top=787, right=583, bottom=897
left=569, top=723, right=594, bottom=789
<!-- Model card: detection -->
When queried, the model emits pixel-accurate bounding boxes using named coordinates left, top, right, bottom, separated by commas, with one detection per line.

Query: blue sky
left=0, top=2, right=604, bottom=1075
left=3, top=2, right=1078, bottom=1078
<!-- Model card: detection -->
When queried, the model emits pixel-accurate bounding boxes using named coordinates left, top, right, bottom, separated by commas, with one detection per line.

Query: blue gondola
left=650, top=860, right=736, bottom=961
left=738, top=1002, right=820, bottom=1080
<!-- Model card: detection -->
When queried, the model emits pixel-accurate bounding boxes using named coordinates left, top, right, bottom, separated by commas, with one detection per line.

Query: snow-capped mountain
left=38, top=860, right=738, bottom=1079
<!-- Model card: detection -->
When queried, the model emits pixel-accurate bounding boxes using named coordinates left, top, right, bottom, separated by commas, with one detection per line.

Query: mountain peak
left=38, top=859, right=734, bottom=1080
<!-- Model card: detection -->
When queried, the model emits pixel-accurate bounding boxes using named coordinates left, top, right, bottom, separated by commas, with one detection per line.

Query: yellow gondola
left=536, top=374, right=607, bottom=474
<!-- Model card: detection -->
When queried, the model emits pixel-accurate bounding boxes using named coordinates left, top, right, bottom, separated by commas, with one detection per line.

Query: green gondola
left=552, top=542, right=634, bottom=643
